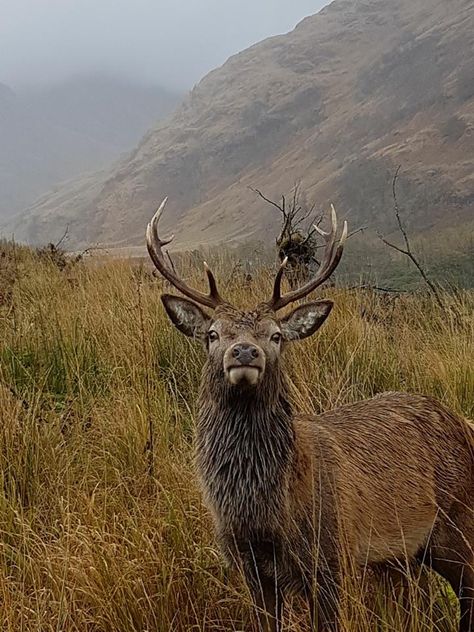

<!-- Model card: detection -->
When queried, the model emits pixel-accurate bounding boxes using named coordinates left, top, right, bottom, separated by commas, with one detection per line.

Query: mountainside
left=0, top=81, right=110, bottom=220
left=0, top=77, right=180, bottom=223
left=6, top=0, right=474, bottom=249
left=19, top=75, right=179, bottom=153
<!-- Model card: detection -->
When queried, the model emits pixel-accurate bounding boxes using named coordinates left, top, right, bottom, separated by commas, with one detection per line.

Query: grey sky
left=1, top=0, right=328, bottom=91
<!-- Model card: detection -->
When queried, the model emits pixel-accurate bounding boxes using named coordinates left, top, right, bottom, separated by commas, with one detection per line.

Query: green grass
left=0, top=245, right=472, bottom=630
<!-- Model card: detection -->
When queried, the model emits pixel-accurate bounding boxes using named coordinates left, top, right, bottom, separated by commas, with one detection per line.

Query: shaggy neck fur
left=196, top=360, right=295, bottom=538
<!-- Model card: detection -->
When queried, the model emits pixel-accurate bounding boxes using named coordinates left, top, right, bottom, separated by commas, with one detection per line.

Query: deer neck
left=196, top=365, right=295, bottom=538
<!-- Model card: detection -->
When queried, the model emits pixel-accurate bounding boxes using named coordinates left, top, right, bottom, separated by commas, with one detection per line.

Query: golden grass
left=0, top=251, right=472, bottom=631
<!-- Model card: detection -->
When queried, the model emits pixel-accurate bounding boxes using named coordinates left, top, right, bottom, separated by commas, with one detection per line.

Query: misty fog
left=1, top=0, right=328, bottom=91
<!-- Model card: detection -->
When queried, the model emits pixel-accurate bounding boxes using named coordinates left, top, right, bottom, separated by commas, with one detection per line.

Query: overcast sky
left=1, top=0, right=328, bottom=91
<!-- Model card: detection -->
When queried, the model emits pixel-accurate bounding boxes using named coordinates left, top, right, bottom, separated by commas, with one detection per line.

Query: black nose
left=232, top=343, right=260, bottom=365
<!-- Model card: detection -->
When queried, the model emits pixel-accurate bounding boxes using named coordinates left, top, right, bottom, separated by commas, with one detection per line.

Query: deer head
left=146, top=199, right=347, bottom=388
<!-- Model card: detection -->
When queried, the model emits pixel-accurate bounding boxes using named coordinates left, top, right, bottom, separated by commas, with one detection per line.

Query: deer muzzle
left=224, top=343, right=266, bottom=386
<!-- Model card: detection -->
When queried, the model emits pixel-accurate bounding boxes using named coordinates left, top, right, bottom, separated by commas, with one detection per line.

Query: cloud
left=0, top=0, right=328, bottom=90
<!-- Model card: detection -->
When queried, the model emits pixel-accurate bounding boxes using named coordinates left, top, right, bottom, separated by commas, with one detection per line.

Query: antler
left=146, top=198, right=224, bottom=309
left=266, top=205, right=348, bottom=311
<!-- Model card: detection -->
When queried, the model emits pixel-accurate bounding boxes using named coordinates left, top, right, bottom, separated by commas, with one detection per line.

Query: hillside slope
left=7, top=0, right=474, bottom=248
left=0, top=77, right=180, bottom=223
left=0, top=82, right=112, bottom=220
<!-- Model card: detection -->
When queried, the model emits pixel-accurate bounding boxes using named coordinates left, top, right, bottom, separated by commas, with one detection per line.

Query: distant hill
left=5, top=0, right=474, bottom=249
left=19, top=75, right=180, bottom=153
left=0, top=76, right=180, bottom=223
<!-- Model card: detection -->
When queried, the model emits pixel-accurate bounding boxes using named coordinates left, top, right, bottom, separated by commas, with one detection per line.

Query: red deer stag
left=146, top=200, right=474, bottom=632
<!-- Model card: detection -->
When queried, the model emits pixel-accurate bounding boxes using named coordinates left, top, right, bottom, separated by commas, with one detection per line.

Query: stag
left=146, top=200, right=474, bottom=632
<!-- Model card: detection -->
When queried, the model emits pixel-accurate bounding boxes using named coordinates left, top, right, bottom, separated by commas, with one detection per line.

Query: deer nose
left=231, top=343, right=260, bottom=365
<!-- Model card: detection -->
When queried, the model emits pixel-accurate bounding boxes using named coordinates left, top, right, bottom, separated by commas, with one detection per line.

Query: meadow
left=0, top=243, right=472, bottom=631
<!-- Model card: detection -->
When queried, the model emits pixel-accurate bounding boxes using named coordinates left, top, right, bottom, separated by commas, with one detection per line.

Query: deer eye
left=207, top=330, right=219, bottom=343
left=271, top=332, right=282, bottom=344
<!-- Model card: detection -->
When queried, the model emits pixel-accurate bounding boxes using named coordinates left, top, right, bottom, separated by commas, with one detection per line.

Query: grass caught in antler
left=0, top=247, right=472, bottom=631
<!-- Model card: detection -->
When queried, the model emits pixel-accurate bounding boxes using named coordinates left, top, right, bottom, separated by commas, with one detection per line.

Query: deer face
left=161, top=296, right=333, bottom=387
left=147, top=199, right=346, bottom=388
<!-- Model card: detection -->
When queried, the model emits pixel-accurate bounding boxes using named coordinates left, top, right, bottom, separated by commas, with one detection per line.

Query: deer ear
left=280, top=300, right=333, bottom=341
left=161, top=294, right=211, bottom=339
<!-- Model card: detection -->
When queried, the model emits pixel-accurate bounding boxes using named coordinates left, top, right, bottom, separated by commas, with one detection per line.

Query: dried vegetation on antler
left=146, top=196, right=347, bottom=312
left=252, top=184, right=347, bottom=289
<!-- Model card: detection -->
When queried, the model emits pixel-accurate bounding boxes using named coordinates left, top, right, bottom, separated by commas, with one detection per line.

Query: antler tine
left=149, top=197, right=174, bottom=247
left=146, top=198, right=224, bottom=309
left=314, top=205, right=336, bottom=236
left=314, top=204, right=339, bottom=275
left=203, top=261, right=222, bottom=304
left=271, top=256, right=288, bottom=305
left=314, top=223, right=328, bottom=237
left=267, top=206, right=348, bottom=312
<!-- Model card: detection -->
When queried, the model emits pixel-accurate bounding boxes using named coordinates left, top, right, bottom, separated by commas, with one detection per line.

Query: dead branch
left=378, top=166, right=444, bottom=309
left=73, top=244, right=106, bottom=263
left=249, top=187, right=286, bottom=216
left=166, top=250, right=178, bottom=275
left=347, top=284, right=405, bottom=294
left=54, top=225, right=69, bottom=249
left=312, top=226, right=367, bottom=250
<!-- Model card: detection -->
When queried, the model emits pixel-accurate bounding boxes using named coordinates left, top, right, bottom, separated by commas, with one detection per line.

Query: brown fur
left=160, top=298, right=474, bottom=632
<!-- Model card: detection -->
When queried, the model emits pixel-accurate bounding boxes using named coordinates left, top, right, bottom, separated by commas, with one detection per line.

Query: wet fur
left=166, top=302, right=474, bottom=631
left=197, top=353, right=474, bottom=631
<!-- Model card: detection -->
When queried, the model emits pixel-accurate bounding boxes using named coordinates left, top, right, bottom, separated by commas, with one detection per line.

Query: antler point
left=314, top=223, right=328, bottom=237
left=146, top=196, right=223, bottom=309
left=341, top=220, right=348, bottom=243
left=330, top=204, right=337, bottom=231
left=155, top=197, right=168, bottom=219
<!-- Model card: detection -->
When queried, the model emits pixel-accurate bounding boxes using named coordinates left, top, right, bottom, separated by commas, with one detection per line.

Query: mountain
left=0, top=76, right=180, bottom=223
left=19, top=75, right=180, bottom=154
left=6, top=0, right=474, bottom=249
left=0, top=81, right=110, bottom=220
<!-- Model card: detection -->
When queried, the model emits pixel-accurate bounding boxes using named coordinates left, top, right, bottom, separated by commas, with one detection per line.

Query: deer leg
left=428, top=551, right=474, bottom=632
left=312, top=566, right=341, bottom=632
left=253, top=578, right=283, bottom=632
left=307, top=593, right=338, bottom=632
left=459, top=574, right=474, bottom=632
left=239, top=542, right=283, bottom=632
left=303, top=585, right=317, bottom=631
left=303, top=561, right=341, bottom=632
left=305, top=500, right=343, bottom=630
left=421, top=501, right=474, bottom=632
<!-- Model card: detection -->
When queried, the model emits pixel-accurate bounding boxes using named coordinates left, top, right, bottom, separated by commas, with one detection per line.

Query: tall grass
left=0, top=248, right=472, bottom=631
